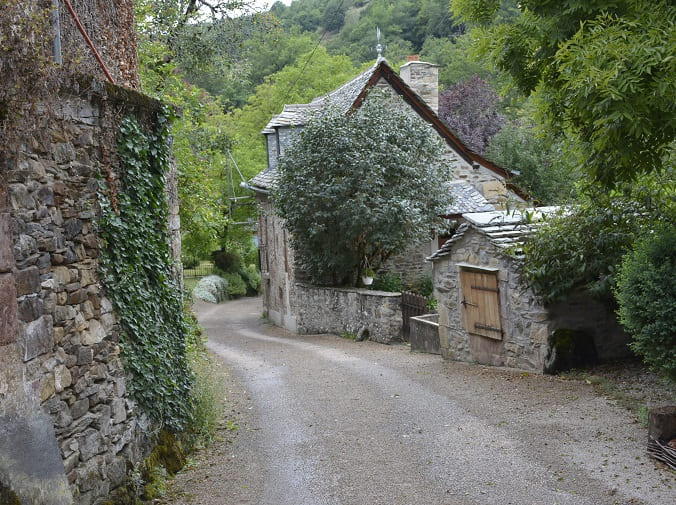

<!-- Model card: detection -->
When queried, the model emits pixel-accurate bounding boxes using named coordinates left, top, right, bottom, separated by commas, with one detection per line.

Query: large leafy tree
left=438, top=75, right=505, bottom=155
left=451, top=0, right=676, bottom=186
left=274, top=91, right=450, bottom=287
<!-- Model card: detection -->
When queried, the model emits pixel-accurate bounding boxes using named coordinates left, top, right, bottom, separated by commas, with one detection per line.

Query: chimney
left=399, top=57, right=439, bottom=113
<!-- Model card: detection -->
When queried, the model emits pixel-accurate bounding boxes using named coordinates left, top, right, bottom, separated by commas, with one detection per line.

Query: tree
left=438, top=75, right=505, bottom=155
left=485, top=99, right=579, bottom=204
left=451, top=0, right=676, bottom=186
left=519, top=172, right=675, bottom=305
left=616, top=226, right=676, bottom=379
left=274, top=91, right=450, bottom=287
left=224, top=47, right=359, bottom=181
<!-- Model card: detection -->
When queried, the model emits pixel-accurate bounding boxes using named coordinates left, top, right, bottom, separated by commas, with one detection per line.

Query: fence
left=183, top=259, right=216, bottom=278
left=401, top=291, right=428, bottom=341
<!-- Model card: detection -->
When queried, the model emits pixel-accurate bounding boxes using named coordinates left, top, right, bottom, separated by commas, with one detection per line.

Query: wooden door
left=460, top=270, right=502, bottom=340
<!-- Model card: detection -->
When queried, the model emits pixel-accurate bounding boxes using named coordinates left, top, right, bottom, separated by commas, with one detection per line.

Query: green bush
left=223, top=272, right=247, bottom=298
left=211, top=250, right=242, bottom=273
left=405, top=274, right=434, bottom=298
left=240, top=263, right=261, bottom=296
left=616, top=227, right=676, bottom=380
left=372, top=271, right=403, bottom=292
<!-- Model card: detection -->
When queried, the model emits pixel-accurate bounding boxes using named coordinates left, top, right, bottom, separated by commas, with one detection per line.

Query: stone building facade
left=1, top=2, right=179, bottom=503
left=249, top=58, right=527, bottom=334
left=429, top=209, right=631, bottom=372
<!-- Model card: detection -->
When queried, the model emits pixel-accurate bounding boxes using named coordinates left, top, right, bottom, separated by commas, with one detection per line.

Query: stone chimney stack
left=399, top=56, right=439, bottom=113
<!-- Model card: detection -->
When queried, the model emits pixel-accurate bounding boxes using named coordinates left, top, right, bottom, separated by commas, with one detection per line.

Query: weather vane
left=376, top=27, right=384, bottom=62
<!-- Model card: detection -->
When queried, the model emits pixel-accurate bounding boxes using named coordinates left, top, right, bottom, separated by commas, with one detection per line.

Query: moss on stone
left=0, top=482, right=21, bottom=505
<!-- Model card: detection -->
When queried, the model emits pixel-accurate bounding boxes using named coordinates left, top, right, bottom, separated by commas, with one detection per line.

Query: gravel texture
left=158, top=297, right=675, bottom=505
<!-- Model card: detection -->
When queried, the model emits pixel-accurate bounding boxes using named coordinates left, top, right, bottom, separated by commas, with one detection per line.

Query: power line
left=280, top=0, right=347, bottom=105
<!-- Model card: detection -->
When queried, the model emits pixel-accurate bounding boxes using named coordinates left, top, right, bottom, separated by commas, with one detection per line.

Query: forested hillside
left=135, top=0, right=578, bottom=261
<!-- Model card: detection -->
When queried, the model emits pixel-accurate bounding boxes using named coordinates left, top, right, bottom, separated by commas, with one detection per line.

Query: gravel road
left=160, top=297, right=675, bottom=505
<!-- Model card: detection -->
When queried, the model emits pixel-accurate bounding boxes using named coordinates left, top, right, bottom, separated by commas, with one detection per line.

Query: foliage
left=438, top=75, right=505, bottom=155
left=520, top=173, right=675, bottom=305
left=223, top=272, right=248, bottom=298
left=240, top=263, right=262, bottom=295
left=616, top=227, right=676, bottom=380
left=224, top=47, right=359, bottom=181
left=321, top=1, right=347, bottom=32
left=274, top=91, right=450, bottom=286
left=212, top=250, right=242, bottom=273
left=184, top=312, right=228, bottom=446
left=486, top=114, right=578, bottom=204
left=372, top=272, right=403, bottom=293
left=99, top=112, right=193, bottom=431
left=193, top=275, right=230, bottom=303
left=452, top=0, right=676, bottom=186
left=405, top=274, right=434, bottom=298
left=0, top=1, right=55, bottom=146
left=138, top=38, right=229, bottom=260
left=420, top=35, right=495, bottom=89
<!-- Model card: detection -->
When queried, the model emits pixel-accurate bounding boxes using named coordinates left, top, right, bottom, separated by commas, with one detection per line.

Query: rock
left=0, top=274, right=19, bottom=345
left=20, top=315, right=54, bottom=361
left=16, top=266, right=40, bottom=296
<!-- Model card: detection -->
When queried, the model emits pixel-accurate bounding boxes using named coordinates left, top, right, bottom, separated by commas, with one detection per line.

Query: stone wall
left=432, top=230, right=550, bottom=371
left=56, top=0, right=139, bottom=89
left=0, top=76, right=169, bottom=504
left=295, top=284, right=402, bottom=344
left=258, top=195, right=298, bottom=332
left=432, top=229, right=631, bottom=373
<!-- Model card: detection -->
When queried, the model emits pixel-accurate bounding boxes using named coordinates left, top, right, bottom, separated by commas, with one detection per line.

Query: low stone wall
left=295, top=284, right=402, bottom=344
left=409, top=314, right=440, bottom=354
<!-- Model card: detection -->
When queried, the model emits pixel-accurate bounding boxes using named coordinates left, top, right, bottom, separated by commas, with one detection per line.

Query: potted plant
left=362, top=267, right=375, bottom=286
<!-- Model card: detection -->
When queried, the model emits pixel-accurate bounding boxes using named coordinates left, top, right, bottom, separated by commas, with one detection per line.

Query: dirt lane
left=161, top=298, right=674, bottom=505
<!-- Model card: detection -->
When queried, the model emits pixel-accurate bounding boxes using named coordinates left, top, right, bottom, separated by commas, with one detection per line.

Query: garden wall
left=295, top=284, right=402, bottom=343
left=0, top=76, right=175, bottom=505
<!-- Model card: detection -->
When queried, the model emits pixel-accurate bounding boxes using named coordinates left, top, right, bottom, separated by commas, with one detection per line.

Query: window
left=459, top=268, right=502, bottom=340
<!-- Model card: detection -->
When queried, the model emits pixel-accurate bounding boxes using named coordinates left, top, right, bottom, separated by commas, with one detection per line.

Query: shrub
left=223, top=272, right=247, bottom=298
left=192, top=275, right=229, bottom=303
left=616, top=228, right=676, bottom=379
left=405, top=273, right=434, bottom=298
left=240, top=263, right=261, bottom=296
left=372, top=271, right=403, bottom=292
left=211, top=249, right=242, bottom=273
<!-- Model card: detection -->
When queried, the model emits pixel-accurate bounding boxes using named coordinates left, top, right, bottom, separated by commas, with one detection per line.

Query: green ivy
left=99, top=109, right=194, bottom=432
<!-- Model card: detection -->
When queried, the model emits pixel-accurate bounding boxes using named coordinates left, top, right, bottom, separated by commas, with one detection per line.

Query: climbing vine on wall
left=99, top=108, right=193, bottom=431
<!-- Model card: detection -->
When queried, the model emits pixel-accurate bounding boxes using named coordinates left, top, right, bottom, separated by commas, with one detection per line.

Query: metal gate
left=401, top=291, right=427, bottom=341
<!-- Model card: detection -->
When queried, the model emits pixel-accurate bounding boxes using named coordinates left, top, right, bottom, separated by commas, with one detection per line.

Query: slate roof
left=428, top=207, right=562, bottom=261
left=445, top=181, right=495, bottom=215
left=249, top=168, right=277, bottom=191
left=262, top=63, right=380, bottom=132
left=249, top=59, right=530, bottom=200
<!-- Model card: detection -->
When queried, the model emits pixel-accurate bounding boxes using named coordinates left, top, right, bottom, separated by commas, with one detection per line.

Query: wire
left=280, top=0, right=346, bottom=105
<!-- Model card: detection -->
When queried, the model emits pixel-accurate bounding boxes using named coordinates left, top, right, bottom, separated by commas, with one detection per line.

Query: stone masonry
left=432, top=230, right=550, bottom=371
left=0, top=76, right=172, bottom=504
left=295, top=284, right=402, bottom=344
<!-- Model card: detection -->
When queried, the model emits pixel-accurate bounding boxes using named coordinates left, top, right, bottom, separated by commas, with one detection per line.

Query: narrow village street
left=161, top=298, right=675, bottom=505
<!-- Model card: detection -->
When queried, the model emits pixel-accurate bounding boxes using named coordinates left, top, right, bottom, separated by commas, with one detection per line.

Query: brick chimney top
left=407, top=55, right=419, bottom=62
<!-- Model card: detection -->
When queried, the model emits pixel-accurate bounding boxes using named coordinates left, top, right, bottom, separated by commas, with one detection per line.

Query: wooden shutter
left=460, top=269, right=502, bottom=340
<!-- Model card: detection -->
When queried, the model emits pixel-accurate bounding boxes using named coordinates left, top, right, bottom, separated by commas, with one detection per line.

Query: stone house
left=1, top=2, right=180, bottom=503
left=248, top=57, right=528, bottom=333
left=428, top=208, right=632, bottom=373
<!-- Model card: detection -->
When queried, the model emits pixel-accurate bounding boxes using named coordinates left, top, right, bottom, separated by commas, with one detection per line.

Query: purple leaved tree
left=438, top=75, right=505, bottom=155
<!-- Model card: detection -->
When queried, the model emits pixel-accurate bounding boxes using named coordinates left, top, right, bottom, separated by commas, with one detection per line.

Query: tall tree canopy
left=274, top=92, right=450, bottom=287
left=451, top=0, right=676, bottom=186
left=438, top=75, right=505, bottom=155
